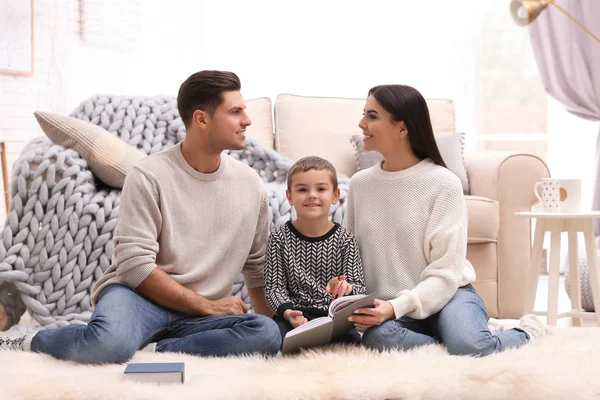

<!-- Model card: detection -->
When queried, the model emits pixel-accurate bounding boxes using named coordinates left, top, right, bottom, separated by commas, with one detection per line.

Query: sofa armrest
left=465, top=151, right=550, bottom=205
left=464, top=151, right=550, bottom=318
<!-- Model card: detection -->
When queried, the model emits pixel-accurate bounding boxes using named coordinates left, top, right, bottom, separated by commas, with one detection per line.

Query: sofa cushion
left=465, top=195, right=499, bottom=244
left=274, top=94, right=456, bottom=178
left=34, top=111, right=146, bottom=188
left=245, top=97, right=274, bottom=150
left=350, top=133, right=469, bottom=194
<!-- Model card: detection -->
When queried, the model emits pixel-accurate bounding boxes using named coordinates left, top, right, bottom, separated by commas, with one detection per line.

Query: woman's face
left=358, top=95, right=406, bottom=154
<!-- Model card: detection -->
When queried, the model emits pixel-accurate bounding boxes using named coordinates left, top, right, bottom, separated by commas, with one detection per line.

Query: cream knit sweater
left=91, top=142, right=269, bottom=305
left=344, top=158, right=476, bottom=319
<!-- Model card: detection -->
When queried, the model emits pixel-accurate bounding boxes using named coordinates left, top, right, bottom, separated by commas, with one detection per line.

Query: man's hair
left=177, top=70, right=241, bottom=129
left=287, top=156, right=338, bottom=192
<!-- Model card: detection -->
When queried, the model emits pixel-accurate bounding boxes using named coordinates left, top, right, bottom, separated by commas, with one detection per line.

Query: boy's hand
left=326, top=275, right=352, bottom=300
left=283, top=309, right=308, bottom=328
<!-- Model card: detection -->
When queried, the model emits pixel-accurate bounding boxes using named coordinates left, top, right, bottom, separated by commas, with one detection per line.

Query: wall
left=201, top=0, right=484, bottom=141
left=0, top=0, right=76, bottom=222
left=0, top=0, right=205, bottom=223
left=1, top=0, right=598, bottom=226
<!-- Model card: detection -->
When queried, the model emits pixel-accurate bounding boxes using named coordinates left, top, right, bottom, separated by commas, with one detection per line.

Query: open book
left=282, top=294, right=375, bottom=354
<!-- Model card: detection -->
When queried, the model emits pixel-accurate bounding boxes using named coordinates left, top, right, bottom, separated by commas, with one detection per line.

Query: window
left=476, top=2, right=548, bottom=160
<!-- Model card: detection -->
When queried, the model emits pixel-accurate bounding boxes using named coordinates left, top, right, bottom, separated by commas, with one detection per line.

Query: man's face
left=205, top=90, right=252, bottom=151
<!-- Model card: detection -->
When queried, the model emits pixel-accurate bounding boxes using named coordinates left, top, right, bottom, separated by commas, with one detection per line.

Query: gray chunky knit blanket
left=0, top=95, right=349, bottom=329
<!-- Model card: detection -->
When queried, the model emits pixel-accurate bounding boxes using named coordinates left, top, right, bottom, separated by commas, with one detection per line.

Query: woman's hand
left=348, top=299, right=395, bottom=329
left=326, top=275, right=352, bottom=299
left=283, top=309, right=308, bottom=328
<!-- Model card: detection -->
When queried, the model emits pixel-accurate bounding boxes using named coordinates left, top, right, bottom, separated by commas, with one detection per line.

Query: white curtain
left=528, top=0, right=600, bottom=229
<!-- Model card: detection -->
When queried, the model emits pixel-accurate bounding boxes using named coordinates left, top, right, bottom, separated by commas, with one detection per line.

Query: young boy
left=264, top=156, right=366, bottom=345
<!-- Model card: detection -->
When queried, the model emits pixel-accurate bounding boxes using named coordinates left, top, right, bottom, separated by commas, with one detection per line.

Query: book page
left=285, top=316, right=331, bottom=337
left=328, top=294, right=370, bottom=317
left=282, top=317, right=334, bottom=354
left=123, top=372, right=183, bottom=384
left=330, top=294, right=375, bottom=338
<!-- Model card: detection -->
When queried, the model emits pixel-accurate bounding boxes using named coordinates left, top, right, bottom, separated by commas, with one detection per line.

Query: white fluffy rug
left=1, top=327, right=599, bottom=400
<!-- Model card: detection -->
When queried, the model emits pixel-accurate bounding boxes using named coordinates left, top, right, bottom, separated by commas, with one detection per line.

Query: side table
left=515, top=211, right=600, bottom=326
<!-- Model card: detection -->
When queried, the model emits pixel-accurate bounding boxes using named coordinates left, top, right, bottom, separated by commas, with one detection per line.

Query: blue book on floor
left=123, top=362, right=185, bottom=384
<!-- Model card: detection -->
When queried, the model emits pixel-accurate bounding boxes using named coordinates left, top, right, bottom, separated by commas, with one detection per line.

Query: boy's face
left=286, top=169, right=340, bottom=221
left=202, top=90, right=252, bottom=151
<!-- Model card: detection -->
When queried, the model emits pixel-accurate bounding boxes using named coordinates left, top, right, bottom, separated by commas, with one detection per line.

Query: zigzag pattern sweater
left=265, top=221, right=366, bottom=317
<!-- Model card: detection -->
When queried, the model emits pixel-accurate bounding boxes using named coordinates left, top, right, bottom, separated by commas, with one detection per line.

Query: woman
left=345, top=85, right=549, bottom=356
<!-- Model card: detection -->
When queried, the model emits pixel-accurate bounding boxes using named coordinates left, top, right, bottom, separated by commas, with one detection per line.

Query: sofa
left=246, top=94, right=549, bottom=319
left=0, top=93, right=549, bottom=331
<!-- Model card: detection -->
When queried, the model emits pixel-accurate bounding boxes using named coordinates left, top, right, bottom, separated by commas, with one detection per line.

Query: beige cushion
left=274, top=94, right=456, bottom=178
left=34, top=111, right=146, bottom=188
left=350, top=133, right=470, bottom=194
left=245, top=97, right=273, bottom=150
left=465, top=195, right=499, bottom=244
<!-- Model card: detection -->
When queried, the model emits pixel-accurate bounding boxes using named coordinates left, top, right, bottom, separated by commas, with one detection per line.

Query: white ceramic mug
left=534, top=178, right=582, bottom=213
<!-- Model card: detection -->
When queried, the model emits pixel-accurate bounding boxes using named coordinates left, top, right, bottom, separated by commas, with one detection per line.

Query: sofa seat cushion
left=465, top=195, right=499, bottom=244
left=350, top=133, right=469, bottom=194
left=274, top=94, right=456, bottom=178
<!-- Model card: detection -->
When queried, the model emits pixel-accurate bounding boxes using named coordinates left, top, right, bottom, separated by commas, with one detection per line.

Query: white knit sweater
left=344, top=158, right=476, bottom=319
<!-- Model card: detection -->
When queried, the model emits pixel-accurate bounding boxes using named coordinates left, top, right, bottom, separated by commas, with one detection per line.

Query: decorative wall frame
left=0, top=0, right=34, bottom=77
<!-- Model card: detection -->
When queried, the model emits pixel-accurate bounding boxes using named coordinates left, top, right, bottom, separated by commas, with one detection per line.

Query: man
left=0, top=70, right=281, bottom=363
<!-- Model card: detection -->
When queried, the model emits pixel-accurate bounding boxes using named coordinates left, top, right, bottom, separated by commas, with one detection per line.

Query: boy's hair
left=287, top=156, right=338, bottom=192
left=177, top=70, right=241, bottom=129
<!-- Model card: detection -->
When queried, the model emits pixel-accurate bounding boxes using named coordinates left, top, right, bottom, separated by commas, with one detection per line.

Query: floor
left=492, top=273, right=597, bottom=329
left=5, top=274, right=597, bottom=336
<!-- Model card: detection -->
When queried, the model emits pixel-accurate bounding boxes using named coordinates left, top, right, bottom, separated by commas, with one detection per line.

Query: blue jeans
left=362, top=284, right=529, bottom=357
left=31, top=284, right=282, bottom=364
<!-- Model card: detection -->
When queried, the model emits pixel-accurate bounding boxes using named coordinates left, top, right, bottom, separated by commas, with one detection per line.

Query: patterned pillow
left=349, top=133, right=469, bottom=194
left=34, top=111, right=146, bottom=188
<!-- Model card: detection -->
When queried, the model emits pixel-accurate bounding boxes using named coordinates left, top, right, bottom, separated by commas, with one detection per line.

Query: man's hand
left=325, top=275, right=352, bottom=300
left=348, top=299, right=395, bottom=329
left=283, top=309, right=308, bottom=328
left=205, top=296, right=249, bottom=316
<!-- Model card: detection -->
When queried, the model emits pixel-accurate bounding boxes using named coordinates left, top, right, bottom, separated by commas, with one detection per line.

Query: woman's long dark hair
left=368, top=85, right=447, bottom=168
